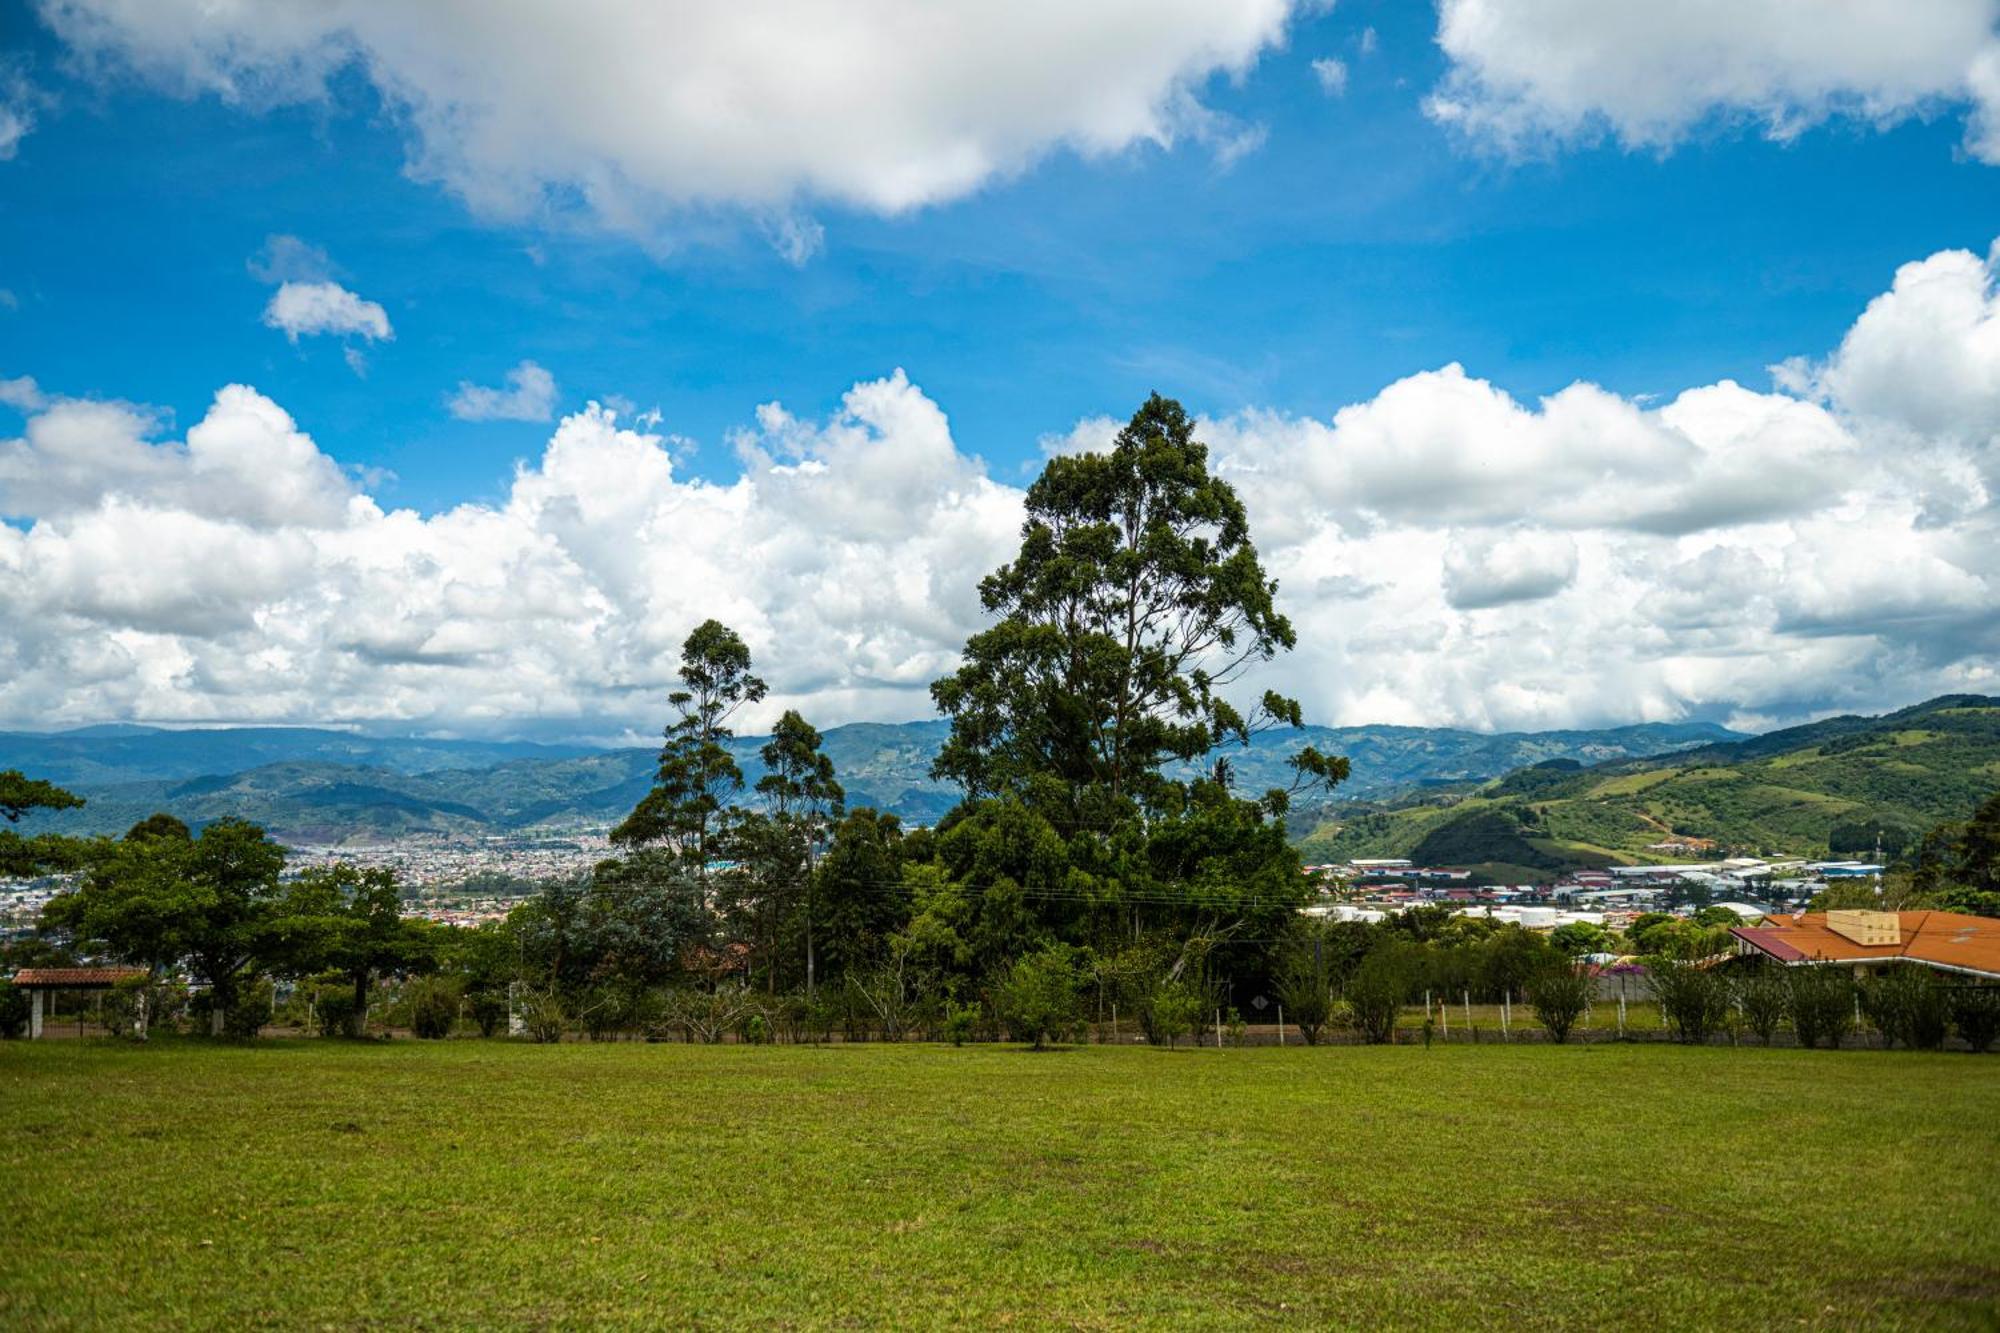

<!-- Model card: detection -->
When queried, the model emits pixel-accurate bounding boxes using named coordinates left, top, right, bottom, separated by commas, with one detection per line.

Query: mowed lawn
left=3, top=1041, right=1997, bottom=1329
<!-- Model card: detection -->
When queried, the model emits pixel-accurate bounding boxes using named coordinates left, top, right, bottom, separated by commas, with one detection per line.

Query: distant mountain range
left=1296, top=694, right=2000, bottom=877
left=2, top=716, right=1743, bottom=845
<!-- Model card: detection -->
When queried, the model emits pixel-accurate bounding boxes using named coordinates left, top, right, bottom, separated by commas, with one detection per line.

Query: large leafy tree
left=613, top=619, right=768, bottom=885
left=931, top=393, right=1344, bottom=834
left=510, top=859, right=708, bottom=995
left=43, top=817, right=287, bottom=1029
left=264, top=865, right=438, bottom=1036
left=924, top=395, right=1346, bottom=968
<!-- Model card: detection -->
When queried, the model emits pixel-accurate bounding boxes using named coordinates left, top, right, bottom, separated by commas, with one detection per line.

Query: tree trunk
left=351, top=969, right=370, bottom=1038
left=209, top=972, right=236, bottom=1036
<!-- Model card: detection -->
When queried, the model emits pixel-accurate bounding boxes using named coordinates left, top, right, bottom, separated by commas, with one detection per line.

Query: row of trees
left=452, top=397, right=1353, bottom=1031
left=1644, top=958, right=1999, bottom=1053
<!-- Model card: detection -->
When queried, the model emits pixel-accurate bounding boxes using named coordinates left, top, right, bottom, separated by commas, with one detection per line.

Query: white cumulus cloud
left=0, top=375, right=45, bottom=411
left=3, top=242, right=1999, bottom=736
left=1780, top=242, right=2000, bottom=456
left=1427, top=0, right=2000, bottom=160
left=1441, top=528, right=1578, bottom=610
left=38, top=0, right=1298, bottom=250
left=0, top=370, right=1021, bottom=733
left=449, top=361, right=559, bottom=423
left=262, top=280, right=392, bottom=344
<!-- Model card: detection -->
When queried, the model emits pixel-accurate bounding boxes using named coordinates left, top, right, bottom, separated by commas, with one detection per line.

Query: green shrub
left=407, top=978, right=460, bottom=1040
left=994, top=944, right=1081, bottom=1050
left=311, top=984, right=361, bottom=1038
left=1787, top=967, right=1856, bottom=1050
left=1274, top=940, right=1335, bottom=1046
left=803, top=992, right=840, bottom=1045
left=1863, top=965, right=1950, bottom=1051
left=1347, top=944, right=1416, bottom=1045
left=942, top=1001, right=978, bottom=1047
left=1733, top=970, right=1789, bottom=1045
left=1646, top=960, right=1729, bottom=1044
left=1143, top=978, right=1205, bottom=1049
left=1949, top=986, right=2000, bottom=1054
left=578, top=985, right=633, bottom=1041
left=221, top=980, right=274, bottom=1039
left=519, top=988, right=567, bottom=1043
left=0, top=981, right=29, bottom=1039
left=100, top=976, right=157, bottom=1041
left=468, top=989, right=510, bottom=1039
left=1526, top=965, right=1592, bottom=1044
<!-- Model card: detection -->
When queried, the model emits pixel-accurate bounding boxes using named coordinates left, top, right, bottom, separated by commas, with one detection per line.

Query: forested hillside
left=3, top=717, right=1733, bottom=842
left=1297, top=696, right=2000, bottom=878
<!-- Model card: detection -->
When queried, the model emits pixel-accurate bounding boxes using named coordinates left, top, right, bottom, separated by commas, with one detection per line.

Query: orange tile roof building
left=1731, top=910, right=2000, bottom=981
left=7, top=966, right=150, bottom=1040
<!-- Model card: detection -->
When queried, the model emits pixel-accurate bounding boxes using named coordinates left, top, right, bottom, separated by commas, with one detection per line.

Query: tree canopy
left=43, top=817, right=287, bottom=1024
left=613, top=618, right=768, bottom=874
left=0, top=771, right=90, bottom=878
left=930, top=393, right=1345, bottom=833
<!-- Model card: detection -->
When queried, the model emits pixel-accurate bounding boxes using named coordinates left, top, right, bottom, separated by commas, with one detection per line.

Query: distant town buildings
left=1292, top=849, right=1899, bottom=933
left=1, top=829, right=619, bottom=940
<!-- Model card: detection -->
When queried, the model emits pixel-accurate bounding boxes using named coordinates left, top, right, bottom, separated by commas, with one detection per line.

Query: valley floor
left=2, top=1040, right=1996, bottom=1329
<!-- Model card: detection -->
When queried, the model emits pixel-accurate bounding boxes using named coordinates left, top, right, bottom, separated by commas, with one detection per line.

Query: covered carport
left=9, top=967, right=149, bottom=1039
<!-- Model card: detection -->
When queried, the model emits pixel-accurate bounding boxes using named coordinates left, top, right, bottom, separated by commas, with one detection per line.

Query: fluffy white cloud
left=0, top=375, right=44, bottom=411
left=39, top=0, right=1296, bottom=246
left=262, top=280, right=392, bottom=344
left=449, top=361, right=559, bottom=423
left=0, top=370, right=1020, bottom=732
left=1311, top=57, right=1347, bottom=97
left=1441, top=528, right=1577, bottom=610
left=1428, top=0, right=2000, bottom=160
left=0, top=386, right=357, bottom=528
left=1780, top=243, right=2000, bottom=452
left=4, top=242, right=1999, bottom=736
left=1201, top=366, right=1858, bottom=537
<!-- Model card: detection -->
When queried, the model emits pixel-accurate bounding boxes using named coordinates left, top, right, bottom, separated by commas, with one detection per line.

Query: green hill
left=4, top=717, right=1735, bottom=843
left=1296, top=695, right=2000, bottom=876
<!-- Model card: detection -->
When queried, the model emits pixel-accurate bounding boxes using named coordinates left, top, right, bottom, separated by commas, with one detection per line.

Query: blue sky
left=2, top=1, right=1998, bottom=738
left=8, top=0, right=1997, bottom=506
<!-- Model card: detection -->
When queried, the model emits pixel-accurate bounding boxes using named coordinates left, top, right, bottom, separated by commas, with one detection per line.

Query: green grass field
left=4, top=1041, right=1997, bottom=1329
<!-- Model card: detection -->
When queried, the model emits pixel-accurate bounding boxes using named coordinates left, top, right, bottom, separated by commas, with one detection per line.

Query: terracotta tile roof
left=9, top=967, right=149, bottom=988
left=1731, top=911, right=2000, bottom=979
left=1732, top=928, right=1808, bottom=963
